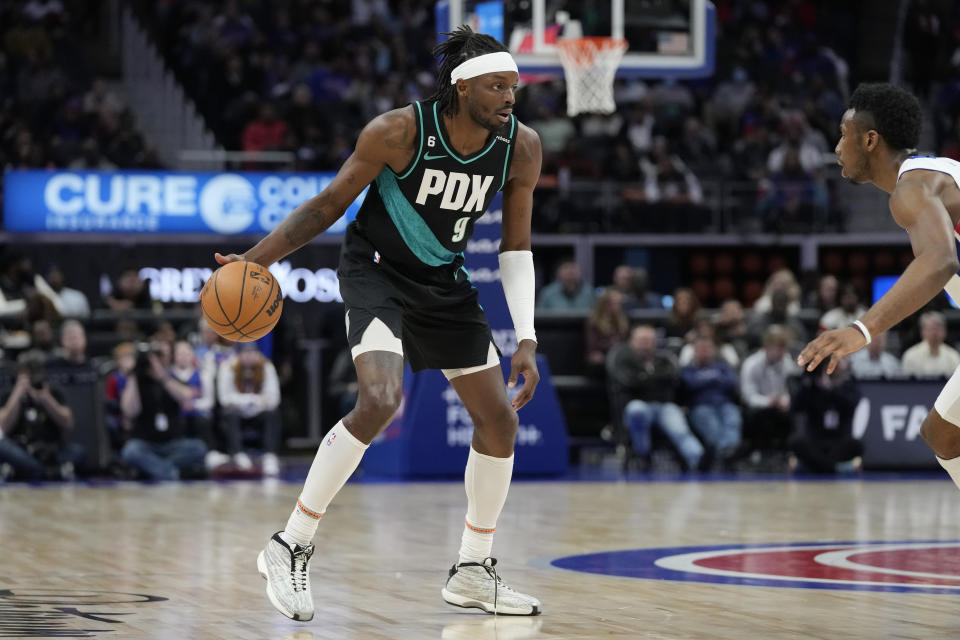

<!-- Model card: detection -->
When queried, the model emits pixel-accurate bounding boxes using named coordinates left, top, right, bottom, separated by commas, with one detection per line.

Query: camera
left=134, top=342, right=154, bottom=375
left=30, top=371, right=47, bottom=390
left=134, top=341, right=166, bottom=377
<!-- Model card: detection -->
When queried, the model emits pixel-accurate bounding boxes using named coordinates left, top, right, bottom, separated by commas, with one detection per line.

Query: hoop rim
left=556, top=36, right=629, bottom=53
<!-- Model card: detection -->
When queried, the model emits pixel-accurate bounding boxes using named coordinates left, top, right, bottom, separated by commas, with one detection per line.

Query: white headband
left=450, top=51, right=519, bottom=84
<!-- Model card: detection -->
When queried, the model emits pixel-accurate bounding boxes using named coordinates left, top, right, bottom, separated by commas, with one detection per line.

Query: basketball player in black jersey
left=798, top=83, right=960, bottom=487
left=216, top=26, right=543, bottom=619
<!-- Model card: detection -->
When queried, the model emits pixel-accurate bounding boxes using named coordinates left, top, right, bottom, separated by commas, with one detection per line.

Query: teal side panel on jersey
left=376, top=170, right=457, bottom=266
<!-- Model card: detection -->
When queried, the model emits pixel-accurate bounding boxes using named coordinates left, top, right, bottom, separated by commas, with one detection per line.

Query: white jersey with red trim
left=897, top=155, right=960, bottom=302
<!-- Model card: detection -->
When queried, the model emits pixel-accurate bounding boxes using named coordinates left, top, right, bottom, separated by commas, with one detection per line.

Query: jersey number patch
left=451, top=216, right=470, bottom=242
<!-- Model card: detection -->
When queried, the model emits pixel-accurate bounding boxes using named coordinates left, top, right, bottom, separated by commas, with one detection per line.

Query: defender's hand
left=507, top=340, right=539, bottom=411
left=797, top=326, right=867, bottom=375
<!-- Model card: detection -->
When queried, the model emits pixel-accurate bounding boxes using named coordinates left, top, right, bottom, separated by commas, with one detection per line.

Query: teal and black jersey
left=350, top=100, right=518, bottom=282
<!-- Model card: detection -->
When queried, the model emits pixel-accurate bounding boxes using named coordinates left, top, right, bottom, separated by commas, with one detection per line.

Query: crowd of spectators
left=2, top=243, right=959, bottom=481
left=133, top=0, right=947, bottom=234
left=538, top=261, right=960, bottom=474
left=0, top=1, right=161, bottom=171
left=0, top=256, right=284, bottom=482
left=4, top=1, right=959, bottom=233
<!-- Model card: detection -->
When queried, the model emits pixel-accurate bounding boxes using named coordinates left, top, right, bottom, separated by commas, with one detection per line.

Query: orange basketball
left=200, top=261, right=283, bottom=342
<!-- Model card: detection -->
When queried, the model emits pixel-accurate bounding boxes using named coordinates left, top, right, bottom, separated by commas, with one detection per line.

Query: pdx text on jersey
left=415, top=169, right=495, bottom=213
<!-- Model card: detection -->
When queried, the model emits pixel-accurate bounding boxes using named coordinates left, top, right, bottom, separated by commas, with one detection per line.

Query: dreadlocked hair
left=430, top=25, right=509, bottom=116
left=849, top=83, right=922, bottom=151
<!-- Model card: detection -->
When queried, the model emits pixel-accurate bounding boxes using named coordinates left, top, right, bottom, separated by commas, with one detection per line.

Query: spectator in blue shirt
left=681, top=335, right=742, bottom=468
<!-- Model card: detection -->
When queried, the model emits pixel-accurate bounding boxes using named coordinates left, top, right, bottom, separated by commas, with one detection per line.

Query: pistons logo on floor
left=552, top=541, right=960, bottom=594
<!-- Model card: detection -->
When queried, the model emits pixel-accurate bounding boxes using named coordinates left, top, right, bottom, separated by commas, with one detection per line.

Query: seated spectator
left=104, top=267, right=155, bottom=313
left=901, top=311, right=960, bottom=378
left=607, top=325, right=704, bottom=471
left=849, top=332, right=903, bottom=379
left=679, top=320, right=739, bottom=368
left=738, top=326, right=798, bottom=463
left=585, top=289, right=629, bottom=371
left=747, top=289, right=807, bottom=350
left=192, top=317, right=222, bottom=363
left=819, top=282, right=867, bottom=331
left=42, top=265, right=90, bottom=319
left=757, top=145, right=829, bottom=230
left=681, top=334, right=742, bottom=469
left=714, top=299, right=751, bottom=362
left=753, top=269, right=802, bottom=317
left=217, top=343, right=281, bottom=476
left=196, top=321, right=236, bottom=416
left=0, top=350, right=82, bottom=480
left=529, top=103, right=576, bottom=156
left=170, top=339, right=227, bottom=470
left=242, top=102, right=288, bottom=155
left=30, top=319, right=56, bottom=354
left=47, top=319, right=91, bottom=371
left=536, top=260, right=594, bottom=311
left=608, top=265, right=662, bottom=310
left=68, top=138, right=117, bottom=170
left=789, top=359, right=864, bottom=474
left=631, top=267, right=664, bottom=310
left=664, top=287, right=700, bottom=340
left=804, top=274, right=839, bottom=314
left=104, top=341, right=135, bottom=446
left=119, top=341, right=207, bottom=480
left=0, top=253, right=35, bottom=323
left=641, top=139, right=703, bottom=205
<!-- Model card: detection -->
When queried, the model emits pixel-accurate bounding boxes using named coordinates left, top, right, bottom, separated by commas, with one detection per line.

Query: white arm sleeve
left=498, top=250, right=537, bottom=344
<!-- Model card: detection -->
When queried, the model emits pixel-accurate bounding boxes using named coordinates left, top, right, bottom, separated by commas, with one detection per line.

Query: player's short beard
left=468, top=100, right=500, bottom=132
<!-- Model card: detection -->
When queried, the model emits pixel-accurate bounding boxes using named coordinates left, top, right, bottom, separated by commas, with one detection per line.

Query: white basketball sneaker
left=257, top=532, right=315, bottom=621
left=442, top=558, right=541, bottom=615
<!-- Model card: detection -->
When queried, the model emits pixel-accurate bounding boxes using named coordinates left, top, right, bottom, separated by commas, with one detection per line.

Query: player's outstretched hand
left=214, top=252, right=244, bottom=265
left=797, top=326, right=868, bottom=375
left=507, top=340, right=539, bottom=411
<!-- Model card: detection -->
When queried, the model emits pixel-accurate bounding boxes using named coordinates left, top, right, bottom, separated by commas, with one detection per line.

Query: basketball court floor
left=3, top=474, right=960, bottom=639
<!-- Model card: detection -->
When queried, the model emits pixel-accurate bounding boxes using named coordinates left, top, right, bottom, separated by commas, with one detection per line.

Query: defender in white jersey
left=798, top=83, right=960, bottom=484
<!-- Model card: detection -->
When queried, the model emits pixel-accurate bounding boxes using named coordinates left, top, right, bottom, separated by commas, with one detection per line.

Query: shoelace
left=290, top=545, right=313, bottom=593
left=458, top=558, right=501, bottom=615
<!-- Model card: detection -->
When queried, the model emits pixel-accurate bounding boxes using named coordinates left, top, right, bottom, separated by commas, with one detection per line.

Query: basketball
left=200, top=261, right=283, bottom=342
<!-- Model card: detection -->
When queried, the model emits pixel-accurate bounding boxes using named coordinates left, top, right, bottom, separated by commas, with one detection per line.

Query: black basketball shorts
left=337, top=234, right=500, bottom=374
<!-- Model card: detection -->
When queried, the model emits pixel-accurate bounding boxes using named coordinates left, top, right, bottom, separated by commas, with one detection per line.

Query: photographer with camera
left=119, top=339, right=207, bottom=480
left=0, top=350, right=82, bottom=480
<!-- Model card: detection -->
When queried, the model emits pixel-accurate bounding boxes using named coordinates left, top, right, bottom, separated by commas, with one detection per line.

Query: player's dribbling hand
left=797, top=326, right=867, bottom=375
left=214, top=252, right=244, bottom=265
left=507, top=340, right=540, bottom=411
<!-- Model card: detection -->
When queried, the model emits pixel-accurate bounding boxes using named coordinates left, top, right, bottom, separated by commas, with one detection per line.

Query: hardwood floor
left=2, top=477, right=959, bottom=639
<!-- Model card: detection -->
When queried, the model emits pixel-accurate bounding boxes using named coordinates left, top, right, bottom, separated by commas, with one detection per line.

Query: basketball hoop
left=556, top=37, right=628, bottom=117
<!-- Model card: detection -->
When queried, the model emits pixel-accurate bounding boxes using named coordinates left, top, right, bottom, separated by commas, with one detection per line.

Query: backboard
left=436, top=0, right=715, bottom=79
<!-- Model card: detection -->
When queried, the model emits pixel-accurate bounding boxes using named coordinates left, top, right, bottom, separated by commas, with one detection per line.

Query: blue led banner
left=2, top=170, right=366, bottom=234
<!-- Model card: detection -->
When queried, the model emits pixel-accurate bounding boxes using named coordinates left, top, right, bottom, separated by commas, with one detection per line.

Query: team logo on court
left=552, top=541, right=960, bottom=594
left=0, top=588, right=167, bottom=638
left=198, top=173, right=257, bottom=233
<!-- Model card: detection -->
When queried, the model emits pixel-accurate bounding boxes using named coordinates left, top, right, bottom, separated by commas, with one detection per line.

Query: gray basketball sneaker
left=256, top=532, right=315, bottom=621
left=442, top=558, right=541, bottom=615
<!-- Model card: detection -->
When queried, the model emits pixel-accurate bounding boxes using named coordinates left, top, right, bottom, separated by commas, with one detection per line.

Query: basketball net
left=556, top=37, right=628, bottom=117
